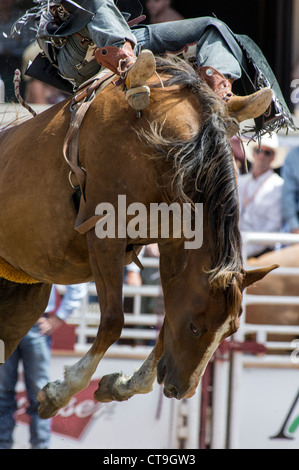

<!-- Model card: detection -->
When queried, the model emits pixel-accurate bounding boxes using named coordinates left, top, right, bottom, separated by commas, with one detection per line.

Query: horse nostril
left=164, top=385, right=179, bottom=399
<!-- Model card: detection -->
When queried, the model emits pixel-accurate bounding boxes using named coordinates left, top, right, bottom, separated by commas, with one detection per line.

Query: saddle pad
left=0, top=257, right=40, bottom=284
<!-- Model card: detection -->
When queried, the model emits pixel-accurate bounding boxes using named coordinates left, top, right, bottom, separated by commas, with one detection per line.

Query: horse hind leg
left=0, top=278, right=52, bottom=362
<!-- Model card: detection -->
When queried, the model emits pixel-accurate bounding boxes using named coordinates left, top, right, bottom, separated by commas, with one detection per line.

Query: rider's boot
left=95, top=41, right=156, bottom=111
left=199, top=66, right=273, bottom=124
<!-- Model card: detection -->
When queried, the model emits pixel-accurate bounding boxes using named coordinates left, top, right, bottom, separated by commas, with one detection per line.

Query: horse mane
left=140, top=56, right=244, bottom=291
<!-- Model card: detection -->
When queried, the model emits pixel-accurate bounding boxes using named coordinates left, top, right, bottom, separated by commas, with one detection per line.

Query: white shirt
left=238, top=169, right=283, bottom=257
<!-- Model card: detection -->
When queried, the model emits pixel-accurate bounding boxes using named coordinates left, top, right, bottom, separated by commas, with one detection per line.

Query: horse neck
left=159, top=236, right=211, bottom=287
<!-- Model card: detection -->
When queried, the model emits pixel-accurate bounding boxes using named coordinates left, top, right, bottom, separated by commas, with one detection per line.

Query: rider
left=10, top=0, right=294, bottom=133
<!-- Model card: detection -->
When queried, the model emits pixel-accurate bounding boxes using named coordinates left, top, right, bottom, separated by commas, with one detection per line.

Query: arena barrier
left=211, top=232, right=299, bottom=449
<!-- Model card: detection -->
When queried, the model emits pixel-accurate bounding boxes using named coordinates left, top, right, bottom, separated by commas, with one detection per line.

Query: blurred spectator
left=0, top=283, right=88, bottom=449
left=0, top=0, right=34, bottom=101
left=281, top=146, right=299, bottom=234
left=292, top=58, right=299, bottom=115
left=22, top=41, right=68, bottom=104
left=141, top=244, right=163, bottom=315
left=293, top=58, right=299, bottom=80
left=124, top=261, right=142, bottom=287
left=145, top=0, right=184, bottom=24
left=238, top=134, right=286, bottom=257
left=123, top=260, right=142, bottom=317
left=230, top=136, right=247, bottom=175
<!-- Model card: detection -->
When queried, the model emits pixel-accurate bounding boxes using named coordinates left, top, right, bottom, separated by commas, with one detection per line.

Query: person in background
left=230, top=135, right=247, bottom=175
left=124, top=262, right=142, bottom=286
left=141, top=243, right=163, bottom=316
left=291, top=58, right=299, bottom=116
left=0, top=0, right=34, bottom=101
left=123, top=260, right=142, bottom=317
left=22, top=41, right=67, bottom=104
left=238, top=134, right=285, bottom=258
left=281, top=146, right=299, bottom=234
left=0, top=283, right=88, bottom=449
left=145, top=0, right=184, bottom=24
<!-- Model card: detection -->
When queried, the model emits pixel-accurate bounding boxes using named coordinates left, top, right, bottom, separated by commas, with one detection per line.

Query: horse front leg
left=37, top=236, right=126, bottom=419
left=94, top=322, right=165, bottom=402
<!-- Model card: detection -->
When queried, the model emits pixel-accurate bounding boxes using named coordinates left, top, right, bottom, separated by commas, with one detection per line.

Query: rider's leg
left=134, top=18, right=272, bottom=122
left=196, top=27, right=272, bottom=123
left=86, top=0, right=156, bottom=110
left=198, top=65, right=272, bottom=124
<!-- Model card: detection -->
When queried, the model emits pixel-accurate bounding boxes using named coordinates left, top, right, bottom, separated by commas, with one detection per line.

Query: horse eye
left=190, top=323, right=200, bottom=337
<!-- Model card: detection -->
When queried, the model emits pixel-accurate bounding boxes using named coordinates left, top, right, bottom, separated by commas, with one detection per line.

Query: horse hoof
left=94, top=373, right=120, bottom=402
left=94, top=372, right=130, bottom=402
left=37, top=383, right=61, bottom=419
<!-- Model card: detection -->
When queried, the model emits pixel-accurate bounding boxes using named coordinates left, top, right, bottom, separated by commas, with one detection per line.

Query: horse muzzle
left=157, top=356, right=191, bottom=400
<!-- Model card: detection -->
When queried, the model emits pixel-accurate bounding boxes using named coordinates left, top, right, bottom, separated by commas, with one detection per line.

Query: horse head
left=158, top=241, right=277, bottom=399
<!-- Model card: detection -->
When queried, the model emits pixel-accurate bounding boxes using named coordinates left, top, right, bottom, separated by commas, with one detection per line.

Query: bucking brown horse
left=0, top=57, right=275, bottom=419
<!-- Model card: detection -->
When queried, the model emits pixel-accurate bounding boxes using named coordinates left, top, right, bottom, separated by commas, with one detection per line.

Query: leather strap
left=63, top=72, right=115, bottom=199
left=127, top=15, right=146, bottom=27
left=72, top=71, right=114, bottom=105
left=63, top=98, right=92, bottom=199
left=75, top=214, right=105, bottom=235
left=132, top=246, right=144, bottom=270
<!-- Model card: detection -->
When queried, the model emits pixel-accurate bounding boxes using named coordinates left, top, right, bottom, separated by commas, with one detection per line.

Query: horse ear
left=243, top=264, right=279, bottom=289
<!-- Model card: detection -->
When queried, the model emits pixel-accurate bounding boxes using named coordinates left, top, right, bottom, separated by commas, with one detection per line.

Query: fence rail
left=67, top=256, right=162, bottom=357
left=240, top=232, right=299, bottom=354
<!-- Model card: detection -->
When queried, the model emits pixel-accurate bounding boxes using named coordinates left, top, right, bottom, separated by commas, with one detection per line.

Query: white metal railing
left=67, top=257, right=163, bottom=357
left=240, top=231, right=299, bottom=354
